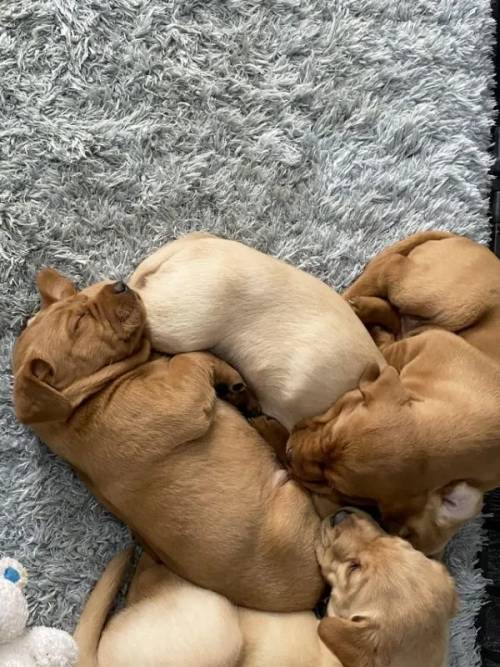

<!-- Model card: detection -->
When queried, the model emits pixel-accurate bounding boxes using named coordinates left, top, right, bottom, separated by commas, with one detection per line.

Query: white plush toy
left=0, top=557, right=78, bottom=667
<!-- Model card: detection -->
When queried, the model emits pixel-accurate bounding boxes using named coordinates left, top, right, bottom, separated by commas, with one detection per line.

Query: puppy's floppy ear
left=318, top=616, right=379, bottom=667
left=358, top=362, right=381, bottom=386
left=358, top=364, right=410, bottom=406
left=36, top=267, right=77, bottom=309
left=437, top=482, right=483, bottom=527
left=14, top=359, right=72, bottom=424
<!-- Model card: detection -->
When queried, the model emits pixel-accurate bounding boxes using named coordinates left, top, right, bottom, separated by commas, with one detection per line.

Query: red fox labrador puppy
left=12, top=270, right=323, bottom=611
left=129, top=232, right=385, bottom=431
left=288, top=232, right=498, bottom=554
left=75, top=510, right=456, bottom=667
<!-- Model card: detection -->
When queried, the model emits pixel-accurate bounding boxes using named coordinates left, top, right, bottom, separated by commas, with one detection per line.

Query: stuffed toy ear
left=14, top=359, right=72, bottom=424
left=0, top=557, right=28, bottom=590
left=36, top=267, right=77, bottom=309
left=318, top=615, right=379, bottom=667
left=437, top=482, right=483, bottom=527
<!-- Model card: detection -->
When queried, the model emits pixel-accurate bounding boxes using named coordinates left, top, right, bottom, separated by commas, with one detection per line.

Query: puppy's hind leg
left=344, top=231, right=453, bottom=300
left=126, top=551, right=167, bottom=605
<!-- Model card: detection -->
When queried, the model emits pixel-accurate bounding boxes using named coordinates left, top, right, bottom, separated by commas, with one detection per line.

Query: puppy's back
left=131, top=234, right=384, bottom=428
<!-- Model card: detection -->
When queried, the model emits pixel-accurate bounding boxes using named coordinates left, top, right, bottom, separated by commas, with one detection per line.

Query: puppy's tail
left=377, top=230, right=455, bottom=257
left=74, top=547, right=133, bottom=667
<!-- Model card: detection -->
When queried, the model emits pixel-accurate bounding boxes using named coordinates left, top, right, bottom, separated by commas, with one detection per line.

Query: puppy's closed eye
left=350, top=614, right=368, bottom=623
left=346, top=559, right=361, bottom=575
left=72, top=312, right=87, bottom=333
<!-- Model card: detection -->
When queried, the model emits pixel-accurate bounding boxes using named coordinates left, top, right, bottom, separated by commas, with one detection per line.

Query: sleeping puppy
left=12, top=269, right=323, bottom=612
left=128, top=232, right=385, bottom=431
left=288, top=231, right=497, bottom=555
left=75, top=510, right=457, bottom=667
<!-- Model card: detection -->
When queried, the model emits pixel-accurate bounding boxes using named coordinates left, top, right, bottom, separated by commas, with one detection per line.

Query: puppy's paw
left=249, top=414, right=287, bottom=437
left=215, top=381, right=261, bottom=418
left=370, top=325, right=396, bottom=348
left=347, top=297, right=362, bottom=316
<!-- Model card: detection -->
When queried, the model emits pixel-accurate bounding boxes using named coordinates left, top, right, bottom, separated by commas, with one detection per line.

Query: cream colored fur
left=93, top=565, right=337, bottom=667
left=75, top=513, right=455, bottom=667
left=129, top=233, right=385, bottom=430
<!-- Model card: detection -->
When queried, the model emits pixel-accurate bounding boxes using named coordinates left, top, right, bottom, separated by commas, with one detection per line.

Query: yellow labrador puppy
left=129, top=233, right=385, bottom=430
left=75, top=511, right=456, bottom=667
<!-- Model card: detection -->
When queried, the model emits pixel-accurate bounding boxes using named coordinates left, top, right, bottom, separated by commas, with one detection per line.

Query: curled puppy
left=129, top=232, right=385, bottom=431
left=12, top=270, right=323, bottom=612
left=75, top=511, right=457, bottom=667
left=289, top=231, right=497, bottom=554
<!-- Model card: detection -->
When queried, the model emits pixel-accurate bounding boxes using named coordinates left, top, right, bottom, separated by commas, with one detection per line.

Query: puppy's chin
left=288, top=454, right=328, bottom=489
left=299, top=479, right=333, bottom=495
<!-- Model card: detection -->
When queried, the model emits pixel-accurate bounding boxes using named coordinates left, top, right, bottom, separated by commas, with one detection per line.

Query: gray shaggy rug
left=0, top=1, right=494, bottom=665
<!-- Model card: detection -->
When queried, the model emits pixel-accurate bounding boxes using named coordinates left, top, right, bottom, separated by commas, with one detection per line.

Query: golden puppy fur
left=289, top=231, right=498, bottom=554
left=75, top=512, right=456, bottom=667
left=12, top=270, right=323, bottom=611
left=129, top=232, right=385, bottom=431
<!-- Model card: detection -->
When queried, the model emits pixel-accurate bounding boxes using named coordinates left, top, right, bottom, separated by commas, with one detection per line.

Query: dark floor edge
left=477, top=3, right=500, bottom=666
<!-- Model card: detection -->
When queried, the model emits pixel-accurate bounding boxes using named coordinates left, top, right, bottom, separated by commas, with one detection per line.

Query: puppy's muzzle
left=330, top=508, right=354, bottom=527
left=113, top=280, right=129, bottom=294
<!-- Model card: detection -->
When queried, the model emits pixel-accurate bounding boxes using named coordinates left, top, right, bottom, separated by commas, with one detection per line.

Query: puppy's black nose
left=363, top=504, right=382, bottom=523
left=330, top=509, right=353, bottom=527
left=113, top=281, right=129, bottom=294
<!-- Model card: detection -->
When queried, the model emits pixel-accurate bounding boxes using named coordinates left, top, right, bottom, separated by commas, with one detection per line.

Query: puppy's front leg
left=249, top=415, right=289, bottom=465
left=344, top=231, right=452, bottom=301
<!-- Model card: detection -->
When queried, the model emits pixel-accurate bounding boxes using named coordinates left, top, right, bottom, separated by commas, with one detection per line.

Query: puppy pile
left=12, top=230, right=498, bottom=667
